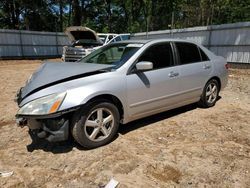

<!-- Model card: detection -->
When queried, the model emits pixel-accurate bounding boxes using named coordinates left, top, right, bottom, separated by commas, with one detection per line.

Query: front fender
left=58, top=78, right=127, bottom=112
left=59, top=89, right=126, bottom=110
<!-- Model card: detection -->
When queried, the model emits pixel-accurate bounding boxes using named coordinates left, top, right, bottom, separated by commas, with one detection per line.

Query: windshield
left=79, top=43, right=143, bottom=69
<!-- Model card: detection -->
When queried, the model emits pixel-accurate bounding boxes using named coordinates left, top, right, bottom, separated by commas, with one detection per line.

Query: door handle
left=203, top=64, right=211, bottom=69
left=168, top=71, right=179, bottom=77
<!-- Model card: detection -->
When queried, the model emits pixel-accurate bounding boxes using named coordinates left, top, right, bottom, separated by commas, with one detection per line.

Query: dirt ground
left=0, top=60, right=249, bottom=188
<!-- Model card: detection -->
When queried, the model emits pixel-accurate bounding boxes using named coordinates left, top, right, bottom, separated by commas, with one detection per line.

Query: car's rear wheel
left=199, top=79, right=219, bottom=108
left=71, top=101, right=120, bottom=149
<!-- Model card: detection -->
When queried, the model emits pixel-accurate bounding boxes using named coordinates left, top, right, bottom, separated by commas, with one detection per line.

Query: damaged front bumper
left=15, top=87, right=79, bottom=143
left=16, top=116, right=69, bottom=142
left=15, top=106, right=80, bottom=142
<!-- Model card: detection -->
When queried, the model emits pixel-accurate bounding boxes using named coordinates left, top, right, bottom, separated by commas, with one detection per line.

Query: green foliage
left=0, top=0, right=250, bottom=33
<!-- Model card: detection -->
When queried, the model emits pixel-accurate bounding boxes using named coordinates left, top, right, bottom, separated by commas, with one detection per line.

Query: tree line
left=0, top=0, right=249, bottom=33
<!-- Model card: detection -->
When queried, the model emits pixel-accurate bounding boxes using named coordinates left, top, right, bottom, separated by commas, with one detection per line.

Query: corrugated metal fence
left=0, top=29, right=69, bottom=59
left=1, top=22, right=250, bottom=63
left=131, top=22, right=250, bottom=64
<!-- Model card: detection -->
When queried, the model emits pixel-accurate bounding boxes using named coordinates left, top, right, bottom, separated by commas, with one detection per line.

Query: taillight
left=225, top=63, right=229, bottom=69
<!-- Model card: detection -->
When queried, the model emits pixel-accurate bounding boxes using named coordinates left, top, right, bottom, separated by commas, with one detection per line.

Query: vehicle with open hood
left=62, top=26, right=103, bottom=62
left=62, top=26, right=116, bottom=62
left=16, top=39, right=228, bottom=149
left=62, top=26, right=130, bottom=62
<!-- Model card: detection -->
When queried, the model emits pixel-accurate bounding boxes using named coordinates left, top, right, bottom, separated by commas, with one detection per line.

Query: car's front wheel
left=199, top=79, right=219, bottom=108
left=72, top=101, right=120, bottom=149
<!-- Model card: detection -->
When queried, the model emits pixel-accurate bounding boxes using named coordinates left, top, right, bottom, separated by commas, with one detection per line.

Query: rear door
left=174, top=42, right=212, bottom=100
left=126, top=42, right=182, bottom=118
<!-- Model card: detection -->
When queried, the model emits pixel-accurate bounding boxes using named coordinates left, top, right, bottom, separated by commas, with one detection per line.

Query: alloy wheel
left=206, top=83, right=218, bottom=104
left=84, top=108, right=114, bottom=142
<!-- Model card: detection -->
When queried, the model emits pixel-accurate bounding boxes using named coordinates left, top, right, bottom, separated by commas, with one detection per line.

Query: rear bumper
left=220, top=70, right=229, bottom=91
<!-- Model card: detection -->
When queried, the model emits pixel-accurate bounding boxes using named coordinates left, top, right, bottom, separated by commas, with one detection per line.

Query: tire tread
left=71, top=101, right=120, bottom=149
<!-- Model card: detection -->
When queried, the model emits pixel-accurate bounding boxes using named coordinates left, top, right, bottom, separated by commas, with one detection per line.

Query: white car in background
left=98, top=33, right=118, bottom=44
left=99, top=33, right=131, bottom=44
left=62, top=26, right=130, bottom=62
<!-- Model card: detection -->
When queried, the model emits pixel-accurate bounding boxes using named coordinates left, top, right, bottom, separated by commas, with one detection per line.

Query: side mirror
left=136, top=61, right=153, bottom=71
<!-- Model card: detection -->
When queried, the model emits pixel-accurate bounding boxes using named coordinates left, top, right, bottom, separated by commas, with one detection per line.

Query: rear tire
left=71, top=101, right=120, bottom=149
left=199, top=79, right=219, bottom=108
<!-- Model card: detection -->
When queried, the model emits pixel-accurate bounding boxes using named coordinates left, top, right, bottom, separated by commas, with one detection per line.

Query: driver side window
left=138, top=43, right=174, bottom=70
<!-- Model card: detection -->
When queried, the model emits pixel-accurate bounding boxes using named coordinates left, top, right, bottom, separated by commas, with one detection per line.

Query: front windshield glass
left=79, top=43, right=143, bottom=69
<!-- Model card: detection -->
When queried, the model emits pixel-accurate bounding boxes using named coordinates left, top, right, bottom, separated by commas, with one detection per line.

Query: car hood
left=21, top=62, right=114, bottom=98
left=65, top=26, right=102, bottom=44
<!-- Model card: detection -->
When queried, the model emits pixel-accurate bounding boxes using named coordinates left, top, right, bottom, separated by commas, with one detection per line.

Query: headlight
left=18, top=92, right=66, bottom=115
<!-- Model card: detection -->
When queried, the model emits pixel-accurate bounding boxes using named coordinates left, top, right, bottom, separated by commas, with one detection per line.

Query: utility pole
left=171, top=11, right=174, bottom=37
left=146, top=16, right=149, bottom=39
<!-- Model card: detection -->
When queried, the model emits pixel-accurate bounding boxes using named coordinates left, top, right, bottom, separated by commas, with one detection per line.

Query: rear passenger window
left=138, top=43, right=174, bottom=69
left=175, top=42, right=201, bottom=64
left=199, top=48, right=210, bottom=61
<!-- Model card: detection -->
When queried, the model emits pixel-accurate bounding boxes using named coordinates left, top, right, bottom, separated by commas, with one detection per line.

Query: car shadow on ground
left=26, top=132, right=119, bottom=154
left=119, top=96, right=221, bottom=135
left=26, top=97, right=221, bottom=153
left=26, top=135, right=76, bottom=154
left=26, top=128, right=119, bottom=154
left=119, top=103, right=198, bottom=135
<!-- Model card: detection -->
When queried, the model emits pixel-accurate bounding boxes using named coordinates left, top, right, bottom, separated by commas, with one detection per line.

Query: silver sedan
left=16, top=39, right=228, bottom=149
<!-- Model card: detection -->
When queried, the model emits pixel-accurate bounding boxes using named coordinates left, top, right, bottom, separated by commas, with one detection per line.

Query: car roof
left=97, top=33, right=117, bottom=36
left=117, top=33, right=130, bottom=36
left=115, top=38, right=198, bottom=44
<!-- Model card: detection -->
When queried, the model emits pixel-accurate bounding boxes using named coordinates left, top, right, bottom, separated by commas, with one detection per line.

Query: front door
left=126, top=42, right=182, bottom=118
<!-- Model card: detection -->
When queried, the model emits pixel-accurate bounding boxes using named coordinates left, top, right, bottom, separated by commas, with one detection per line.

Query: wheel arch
left=85, top=94, right=124, bottom=121
left=207, top=76, right=221, bottom=91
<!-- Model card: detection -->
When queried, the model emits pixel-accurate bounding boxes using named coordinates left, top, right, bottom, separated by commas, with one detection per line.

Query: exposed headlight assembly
left=17, top=92, right=66, bottom=115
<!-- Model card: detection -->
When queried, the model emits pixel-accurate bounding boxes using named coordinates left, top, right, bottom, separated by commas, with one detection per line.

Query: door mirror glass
left=136, top=61, right=153, bottom=71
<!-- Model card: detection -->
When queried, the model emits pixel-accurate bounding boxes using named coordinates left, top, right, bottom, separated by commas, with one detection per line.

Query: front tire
left=199, top=79, right=219, bottom=108
left=72, top=101, right=120, bottom=149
